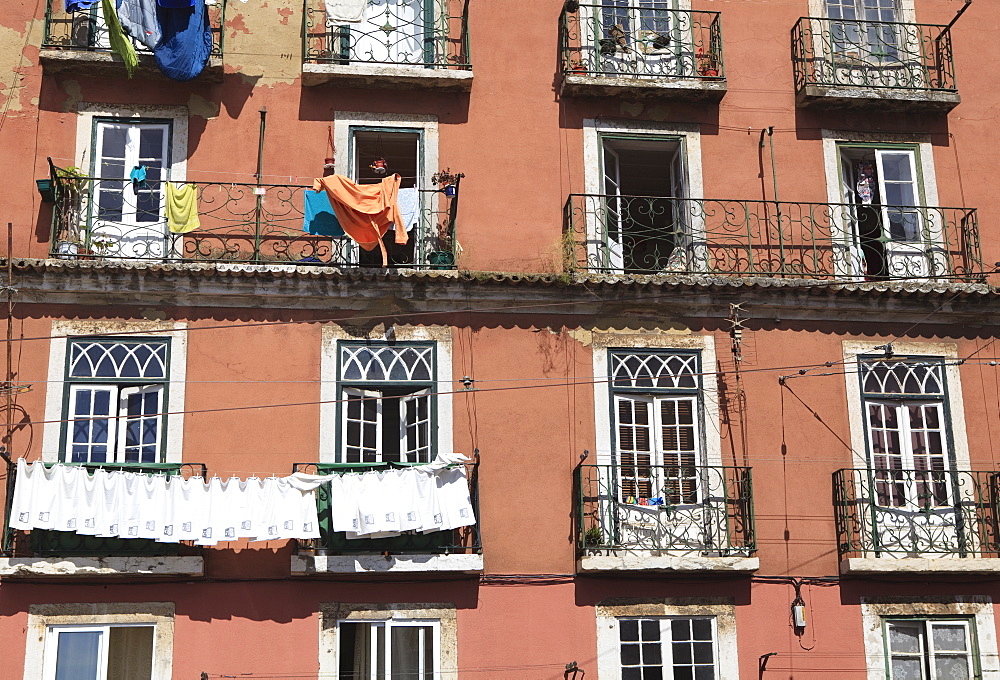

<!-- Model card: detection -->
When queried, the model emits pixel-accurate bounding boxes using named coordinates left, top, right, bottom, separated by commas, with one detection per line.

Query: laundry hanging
left=9, top=453, right=476, bottom=545
left=154, top=0, right=213, bottom=81
left=325, top=0, right=366, bottom=24
left=396, top=187, right=420, bottom=234
left=303, top=189, right=346, bottom=237
left=117, top=0, right=162, bottom=50
left=65, top=0, right=102, bottom=11
left=103, top=0, right=139, bottom=77
left=165, top=182, right=200, bottom=233
left=312, top=173, right=407, bottom=267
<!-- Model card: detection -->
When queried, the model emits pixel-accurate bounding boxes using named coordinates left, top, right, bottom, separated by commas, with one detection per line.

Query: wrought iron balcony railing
left=560, top=3, right=723, bottom=81
left=46, top=166, right=460, bottom=269
left=293, top=462, right=480, bottom=556
left=42, top=0, right=225, bottom=58
left=2, top=462, right=207, bottom=558
left=303, top=0, right=470, bottom=69
left=793, top=17, right=957, bottom=95
left=576, top=464, right=755, bottom=556
left=564, top=194, right=983, bottom=281
left=834, top=468, right=1000, bottom=559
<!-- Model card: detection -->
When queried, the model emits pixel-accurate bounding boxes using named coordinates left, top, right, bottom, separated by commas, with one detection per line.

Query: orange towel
left=312, top=173, right=407, bottom=267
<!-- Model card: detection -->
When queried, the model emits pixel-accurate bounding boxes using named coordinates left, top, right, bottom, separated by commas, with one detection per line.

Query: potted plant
left=568, top=58, right=588, bottom=75
left=431, top=168, right=463, bottom=198
left=51, top=166, right=89, bottom=258
left=696, top=49, right=720, bottom=78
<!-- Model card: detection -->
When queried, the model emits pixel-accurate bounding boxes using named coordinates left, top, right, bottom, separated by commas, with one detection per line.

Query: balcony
left=0, top=462, right=206, bottom=579
left=793, top=17, right=960, bottom=111
left=575, top=464, right=757, bottom=573
left=45, top=165, right=460, bottom=271
left=835, top=468, right=1000, bottom=575
left=290, top=462, right=482, bottom=575
left=301, top=0, right=472, bottom=89
left=563, top=194, right=984, bottom=282
left=40, top=0, right=226, bottom=81
left=559, top=3, right=725, bottom=100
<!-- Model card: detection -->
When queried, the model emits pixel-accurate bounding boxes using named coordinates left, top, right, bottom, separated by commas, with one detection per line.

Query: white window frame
left=885, top=618, right=976, bottom=680
left=43, top=623, right=157, bottom=680
left=860, top=597, right=1000, bottom=680
left=42, top=321, right=189, bottom=464
left=319, top=324, right=453, bottom=463
left=810, top=0, right=915, bottom=23
left=319, top=603, right=457, bottom=680
left=335, top=618, right=441, bottom=679
left=597, top=599, right=739, bottom=680
left=617, top=616, right=718, bottom=679
left=24, top=602, right=174, bottom=680
left=75, top=104, right=188, bottom=184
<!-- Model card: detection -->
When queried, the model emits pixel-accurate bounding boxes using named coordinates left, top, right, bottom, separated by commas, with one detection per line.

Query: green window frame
left=335, top=340, right=438, bottom=464
left=59, top=337, right=172, bottom=464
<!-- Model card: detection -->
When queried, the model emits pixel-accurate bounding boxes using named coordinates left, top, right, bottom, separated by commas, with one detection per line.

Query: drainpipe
left=253, top=106, right=267, bottom=262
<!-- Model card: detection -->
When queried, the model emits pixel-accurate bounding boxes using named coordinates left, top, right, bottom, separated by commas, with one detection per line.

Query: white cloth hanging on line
left=8, top=459, right=320, bottom=545
left=8, top=452, right=476, bottom=544
left=325, top=0, right=366, bottom=24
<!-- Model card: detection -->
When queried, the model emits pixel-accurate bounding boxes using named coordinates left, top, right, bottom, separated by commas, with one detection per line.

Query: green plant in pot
left=52, top=166, right=89, bottom=259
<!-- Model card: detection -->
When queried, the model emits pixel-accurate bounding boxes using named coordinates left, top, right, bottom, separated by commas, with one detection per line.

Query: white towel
left=396, top=187, right=420, bottom=233
left=325, top=0, right=366, bottom=24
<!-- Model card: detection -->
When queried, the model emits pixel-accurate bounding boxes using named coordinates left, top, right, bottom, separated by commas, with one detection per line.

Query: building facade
left=1, top=0, right=999, bottom=678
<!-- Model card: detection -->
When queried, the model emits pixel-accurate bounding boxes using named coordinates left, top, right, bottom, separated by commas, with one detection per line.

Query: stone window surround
left=332, top=111, right=439, bottom=189
left=582, top=118, right=705, bottom=200
left=318, top=323, right=454, bottom=463
left=860, top=596, right=1000, bottom=680
left=842, top=340, right=970, bottom=472
left=41, top=319, right=189, bottom=464
left=318, top=602, right=457, bottom=678
left=591, top=331, right=721, bottom=467
left=23, top=602, right=174, bottom=680
left=596, top=598, right=739, bottom=680
left=74, top=104, right=189, bottom=182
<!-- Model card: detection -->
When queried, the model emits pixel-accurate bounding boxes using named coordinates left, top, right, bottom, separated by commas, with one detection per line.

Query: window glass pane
left=390, top=626, right=433, bottom=680
left=691, top=619, right=713, bottom=641
left=107, top=626, right=154, bottom=680
left=71, top=387, right=114, bottom=463
left=621, top=643, right=641, bottom=666
left=933, top=656, right=970, bottom=679
left=100, top=126, right=128, bottom=159
left=889, top=622, right=922, bottom=653
left=931, top=624, right=968, bottom=652
left=54, top=630, right=102, bottom=680
left=339, top=622, right=383, bottom=680
left=890, top=658, right=923, bottom=680
left=620, top=619, right=640, bottom=642
left=880, top=153, right=913, bottom=182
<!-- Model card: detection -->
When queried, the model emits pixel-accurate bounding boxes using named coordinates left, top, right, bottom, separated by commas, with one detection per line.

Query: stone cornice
left=5, top=258, right=997, bottom=327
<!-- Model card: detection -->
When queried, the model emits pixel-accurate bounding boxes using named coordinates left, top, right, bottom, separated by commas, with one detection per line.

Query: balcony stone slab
left=578, top=552, right=759, bottom=573
left=561, top=73, right=726, bottom=101
left=301, top=62, right=473, bottom=90
left=796, top=85, right=960, bottom=112
left=0, top=556, right=205, bottom=579
left=291, top=553, right=483, bottom=575
left=841, top=557, right=1000, bottom=576
left=40, top=50, right=224, bottom=83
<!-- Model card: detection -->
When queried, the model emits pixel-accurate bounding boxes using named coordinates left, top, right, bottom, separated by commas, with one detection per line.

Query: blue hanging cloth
left=303, top=190, right=345, bottom=237
left=157, top=0, right=194, bottom=6
left=154, top=0, right=213, bottom=82
left=65, top=0, right=102, bottom=11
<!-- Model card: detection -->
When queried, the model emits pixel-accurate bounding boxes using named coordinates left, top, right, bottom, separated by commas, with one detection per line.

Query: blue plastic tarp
left=154, top=0, right=213, bottom=81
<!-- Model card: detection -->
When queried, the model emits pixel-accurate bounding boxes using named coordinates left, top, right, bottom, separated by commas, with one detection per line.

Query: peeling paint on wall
left=188, top=93, right=220, bottom=119
left=225, top=0, right=301, bottom=85
left=0, top=20, right=41, bottom=115
left=60, top=80, right=83, bottom=114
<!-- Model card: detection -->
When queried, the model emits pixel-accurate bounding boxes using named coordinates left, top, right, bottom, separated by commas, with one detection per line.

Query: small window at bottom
left=47, top=624, right=154, bottom=680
